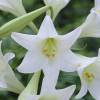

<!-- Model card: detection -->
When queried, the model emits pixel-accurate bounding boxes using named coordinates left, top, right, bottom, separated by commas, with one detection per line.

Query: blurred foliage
left=0, top=0, right=99, bottom=100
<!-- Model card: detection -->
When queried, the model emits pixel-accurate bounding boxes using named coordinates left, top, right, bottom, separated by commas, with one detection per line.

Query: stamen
left=83, top=71, right=94, bottom=82
left=42, top=38, right=57, bottom=59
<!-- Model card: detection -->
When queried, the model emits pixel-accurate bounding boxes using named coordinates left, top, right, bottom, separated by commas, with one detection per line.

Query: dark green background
left=0, top=0, right=98, bottom=100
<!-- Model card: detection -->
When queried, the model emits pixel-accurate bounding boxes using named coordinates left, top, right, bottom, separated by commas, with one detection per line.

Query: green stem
left=46, top=6, right=53, bottom=19
left=29, top=22, right=38, bottom=33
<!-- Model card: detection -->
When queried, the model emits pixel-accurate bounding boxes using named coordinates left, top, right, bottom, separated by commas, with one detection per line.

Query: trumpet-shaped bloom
left=0, top=0, right=26, bottom=16
left=43, top=0, right=70, bottom=19
left=12, top=15, right=96, bottom=90
left=13, top=15, right=99, bottom=90
left=0, top=41, right=24, bottom=93
left=75, top=49, right=100, bottom=100
left=11, top=15, right=82, bottom=75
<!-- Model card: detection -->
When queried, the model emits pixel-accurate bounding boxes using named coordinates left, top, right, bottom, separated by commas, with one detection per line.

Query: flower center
left=42, top=38, right=57, bottom=59
left=83, top=71, right=94, bottom=83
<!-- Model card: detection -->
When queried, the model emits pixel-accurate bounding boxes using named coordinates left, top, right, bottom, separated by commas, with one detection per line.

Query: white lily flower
left=0, top=0, right=26, bottom=16
left=0, top=41, right=24, bottom=93
left=80, top=0, right=100, bottom=38
left=75, top=49, right=100, bottom=100
left=11, top=15, right=82, bottom=75
left=18, top=73, right=76, bottom=100
left=20, top=85, right=76, bottom=100
left=80, top=10, right=100, bottom=38
left=43, top=0, right=70, bottom=20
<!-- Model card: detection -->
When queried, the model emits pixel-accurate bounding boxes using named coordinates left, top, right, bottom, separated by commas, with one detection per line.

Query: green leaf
left=0, top=6, right=50, bottom=37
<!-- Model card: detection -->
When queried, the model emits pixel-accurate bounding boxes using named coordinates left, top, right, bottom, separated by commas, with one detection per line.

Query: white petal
left=38, top=15, right=58, bottom=38
left=55, top=50, right=77, bottom=72
left=66, top=50, right=97, bottom=69
left=41, top=67, right=59, bottom=94
left=0, top=61, right=24, bottom=93
left=58, top=27, right=81, bottom=50
left=0, top=79, right=7, bottom=89
left=75, top=67, right=88, bottom=99
left=80, top=11, right=100, bottom=38
left=18, top=94, right=40, bottom=100
left=0, top=0, right=15, bottom=12
left=3, top=65, right=24, bottom=93
left=0, top=0, right=26, bottom=16
left=4, top=53, right=15, bottom=62
left=17, top=51, right=47, bottom=73
left=55, top=85, right=76, bottom=100
left=95, top=0, right=100, bottom=9
left=88, top=80, right=100, bottom=100
left=44, top=0, right=70, bottom=20
left=52, top=0, right=70, bottom=20
left=0, top=41, right=24, bottom=93
left=54, top=50, right=96, bottom=72
left=25, top=95, right=39, bottom=100
left=11, top=32, right=38, bottom=50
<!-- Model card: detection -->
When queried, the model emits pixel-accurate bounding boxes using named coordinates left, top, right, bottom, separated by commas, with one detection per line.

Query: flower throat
left=42, top=38, right=57, bottom=59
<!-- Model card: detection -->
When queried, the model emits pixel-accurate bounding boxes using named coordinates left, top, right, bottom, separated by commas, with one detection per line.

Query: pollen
left=42, top=38, right=57, bottom=59
left=83, top=71, right=94, bottom=83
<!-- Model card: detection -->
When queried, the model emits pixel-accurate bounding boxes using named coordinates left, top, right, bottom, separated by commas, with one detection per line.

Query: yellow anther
left=42, top=38, right=57, bottom=59
left=52, top=54, right=55, bottom=57
left=83, top=71, right=94, bottom=82
left=46, top=54, right=51, bottom=57
left=43, top=48, right=48, bottom=53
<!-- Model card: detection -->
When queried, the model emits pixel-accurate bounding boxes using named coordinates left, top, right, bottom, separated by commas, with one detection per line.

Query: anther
left=42, top=38, right=57, bottom=59
left=83, top=71, right=94, bottom=82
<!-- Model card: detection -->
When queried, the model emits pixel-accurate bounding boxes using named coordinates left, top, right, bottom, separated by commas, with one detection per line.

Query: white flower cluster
left=0, top=0, right=100, bottom=100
